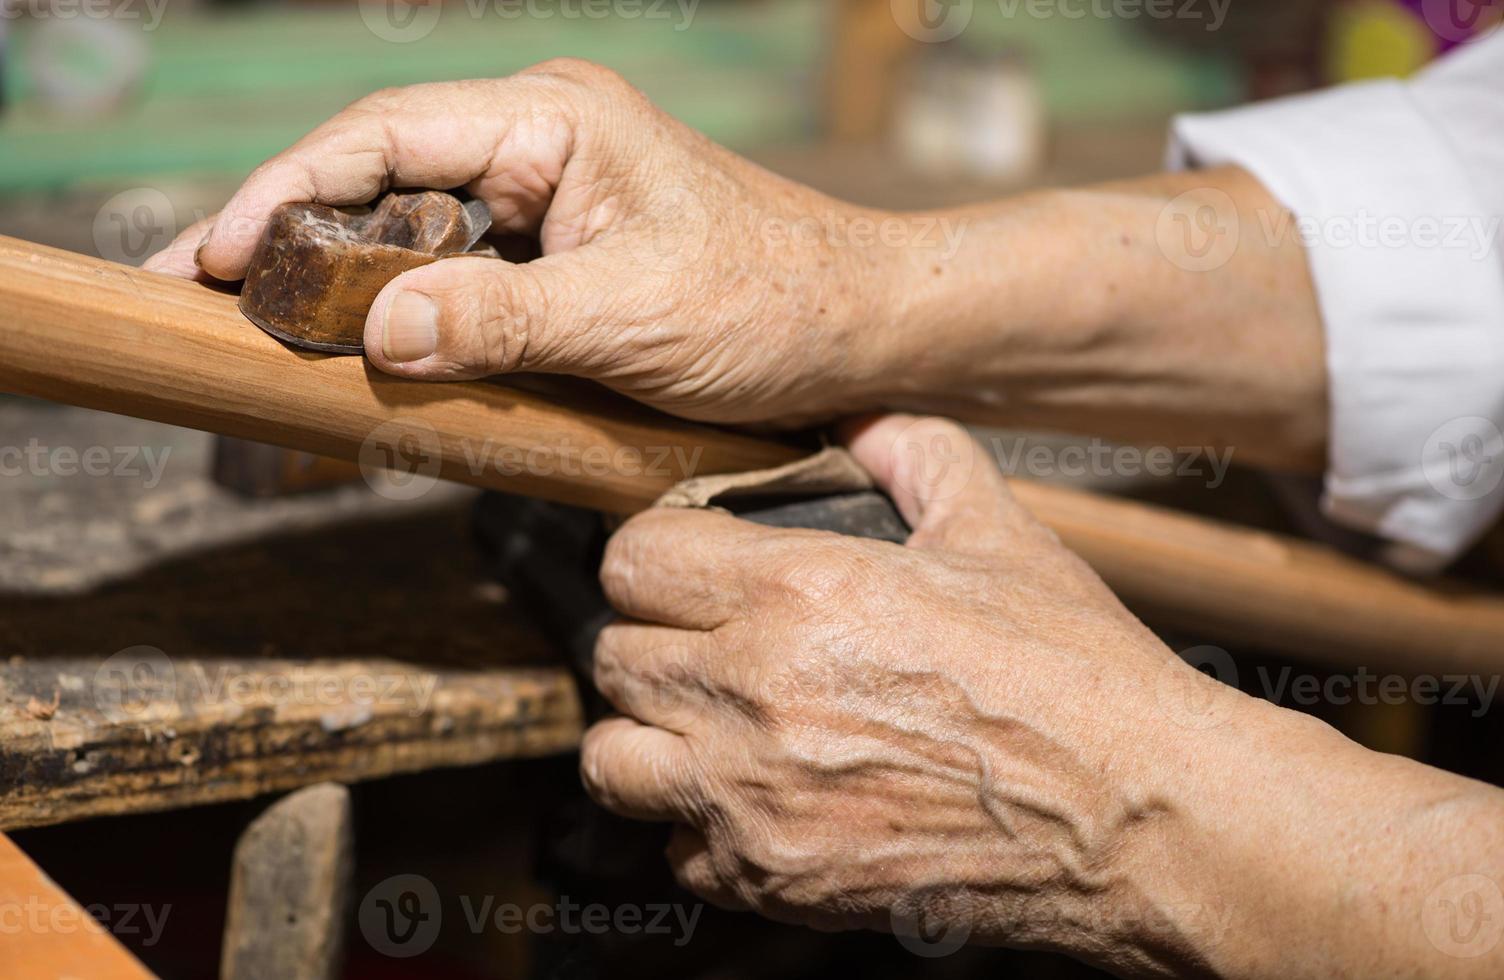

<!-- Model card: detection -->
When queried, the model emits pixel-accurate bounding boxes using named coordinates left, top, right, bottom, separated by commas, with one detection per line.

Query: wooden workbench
left=0, top=402, right=581, bottom=831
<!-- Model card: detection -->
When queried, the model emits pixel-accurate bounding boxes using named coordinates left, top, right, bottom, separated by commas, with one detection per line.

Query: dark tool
left=211, top=437, right=362, bottom=497
left=239, top=190, right=493, bottom=354
left=477, top=490, right=908, bottom=699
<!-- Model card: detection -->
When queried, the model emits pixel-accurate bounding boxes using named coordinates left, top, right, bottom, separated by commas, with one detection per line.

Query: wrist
left=1099, top=677, right=1293, bottom=977
left=1119, top=669, right=1425, bottom=980
left=1007, top=652, right=1333, bottom=977
left=752, top=197, right=941, bottom=418
left=866, top=191, right=1123, bottom=410
left=812, top=202, right=979, bottom=412
left=939, top=638, right=1259, bottom=976
left=1054, top=649, right=1268, bottom=977
left=851, top=178, right=1328, bottom=471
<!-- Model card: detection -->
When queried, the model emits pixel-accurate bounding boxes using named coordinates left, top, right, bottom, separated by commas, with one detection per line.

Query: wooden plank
left=0, top=654, right=578, bottom=833
left=221, top=784, right=353, bottom=980
left=0, top=832, right=157, bottom=979
left=2, top=236, right=1504, bottom=672
left=0, top=506, right=582, bottom=831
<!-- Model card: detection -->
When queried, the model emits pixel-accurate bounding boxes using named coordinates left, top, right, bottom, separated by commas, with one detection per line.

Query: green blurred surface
left=0, top=2, right=824, bottom=190
left=961, top=5, right=1237, bottom=117
left=0, top=2, right=1235, bottom=192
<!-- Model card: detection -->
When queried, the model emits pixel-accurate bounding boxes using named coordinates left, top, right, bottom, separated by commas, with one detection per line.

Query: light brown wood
left=0, top=832, right=157, bottom=979
left=221, top=784, right=353, bottom=980
left=1012, top=481, right=1504, bottom=675
left=0, top=236, right=800, bottom=514
left=3, top=235, right=1504, bottom=672
left=826, top=0, right=919, bottom=141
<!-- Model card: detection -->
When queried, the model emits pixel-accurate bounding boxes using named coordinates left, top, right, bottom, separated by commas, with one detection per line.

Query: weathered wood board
left=0, top=501, right=582, bottom=831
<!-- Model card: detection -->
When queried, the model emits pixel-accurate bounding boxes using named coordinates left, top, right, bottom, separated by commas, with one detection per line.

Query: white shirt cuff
left=1167, top=81, right=1504, bottom=569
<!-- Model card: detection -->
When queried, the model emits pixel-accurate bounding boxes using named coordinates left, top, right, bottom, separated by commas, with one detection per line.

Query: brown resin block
left=238, top=190, right=492, bottom=354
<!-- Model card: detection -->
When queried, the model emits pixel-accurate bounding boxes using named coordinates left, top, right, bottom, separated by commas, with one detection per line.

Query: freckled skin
left=147, top=61, right=1504, bottom=979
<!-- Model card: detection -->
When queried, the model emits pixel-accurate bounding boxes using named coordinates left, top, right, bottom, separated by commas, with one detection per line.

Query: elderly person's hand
left=145, top=59, right=938, bottom=428
left=148, top=60, right=1329, bottom=468
left=584, top=413, right=1222, bottom=975
left=582, top=414, right=1504, bottom=980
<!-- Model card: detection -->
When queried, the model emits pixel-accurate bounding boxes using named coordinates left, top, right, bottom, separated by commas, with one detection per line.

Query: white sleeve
left=1167, top=33, right=1504, bottom=573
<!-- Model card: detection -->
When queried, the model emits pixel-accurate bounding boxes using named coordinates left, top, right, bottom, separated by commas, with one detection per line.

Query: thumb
left=141, top=213, right=218, bottom=280
left=840, top=414, right=1042, bottom=554
left=364, top=253, right=613, bottom=381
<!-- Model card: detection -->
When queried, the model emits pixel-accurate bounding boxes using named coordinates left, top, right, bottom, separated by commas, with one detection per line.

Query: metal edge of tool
left=240, top=306, right=366, bottom=356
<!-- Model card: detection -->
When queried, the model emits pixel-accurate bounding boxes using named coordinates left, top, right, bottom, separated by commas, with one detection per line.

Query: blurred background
left=2, top=2, right=1503, bottom=979
left=3, top=0, right=1494, bottom=253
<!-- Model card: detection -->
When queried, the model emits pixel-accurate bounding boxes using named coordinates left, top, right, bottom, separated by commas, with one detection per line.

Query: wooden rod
left=1011, top=482, right=1504, bottom=675
left=2, top=235, right=1503, bottom=673
left=0, top=236, right=799, bottom=514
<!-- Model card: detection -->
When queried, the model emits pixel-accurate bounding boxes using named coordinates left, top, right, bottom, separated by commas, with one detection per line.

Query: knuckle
left=476, top=275, right=532, bottom=373
left=602, top=509, right=683, bottom=568
left=767, top=540, right=873, bottom=609
left=440, top=269, right=536, bottom=374
left=670, top=857, right=714, bottom=896
left=726, top=826, right=801, bottom=883
left=597, top=566, right=636, bottom=618
left=577, top=726, right=613, bottom=799
left=518, top=58, right=646, bottom=119
left=910, top=415, right=971, bottom=448
left=525, top=57, right=624, bottom=87
left=590, top=629, right=625, bottom=690
left=599, top=523, right=648, bottom=609
left=350, top=85, right=407, bottom=112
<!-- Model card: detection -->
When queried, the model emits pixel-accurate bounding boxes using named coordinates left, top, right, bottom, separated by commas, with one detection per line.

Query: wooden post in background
left=221, top=784, right=354, bottom=980
left=826, top=0, right=921, bottom=141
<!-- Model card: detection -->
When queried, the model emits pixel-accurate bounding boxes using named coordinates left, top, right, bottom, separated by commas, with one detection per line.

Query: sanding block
left=238, top=190, right=493, bottom=354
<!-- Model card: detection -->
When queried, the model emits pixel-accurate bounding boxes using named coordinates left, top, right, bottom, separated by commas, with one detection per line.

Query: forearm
left=1131, top=691, right=1504, bottom=978
left=868, top=166, right=1329, bottom=473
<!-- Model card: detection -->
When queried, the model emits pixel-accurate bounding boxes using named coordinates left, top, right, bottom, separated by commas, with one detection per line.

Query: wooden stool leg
left=221, top=783, right=354, bottom=980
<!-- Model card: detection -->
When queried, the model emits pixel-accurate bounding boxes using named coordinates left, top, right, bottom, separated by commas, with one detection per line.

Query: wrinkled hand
left=583, top=415, right=1227, bottom=975
left=146, top=59, right=926, bottom=427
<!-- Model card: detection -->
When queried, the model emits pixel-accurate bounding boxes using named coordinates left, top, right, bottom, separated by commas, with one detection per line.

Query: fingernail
left=383, top=292, right=439, bottom=363
left=192, top=232, right=212, bottom=270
